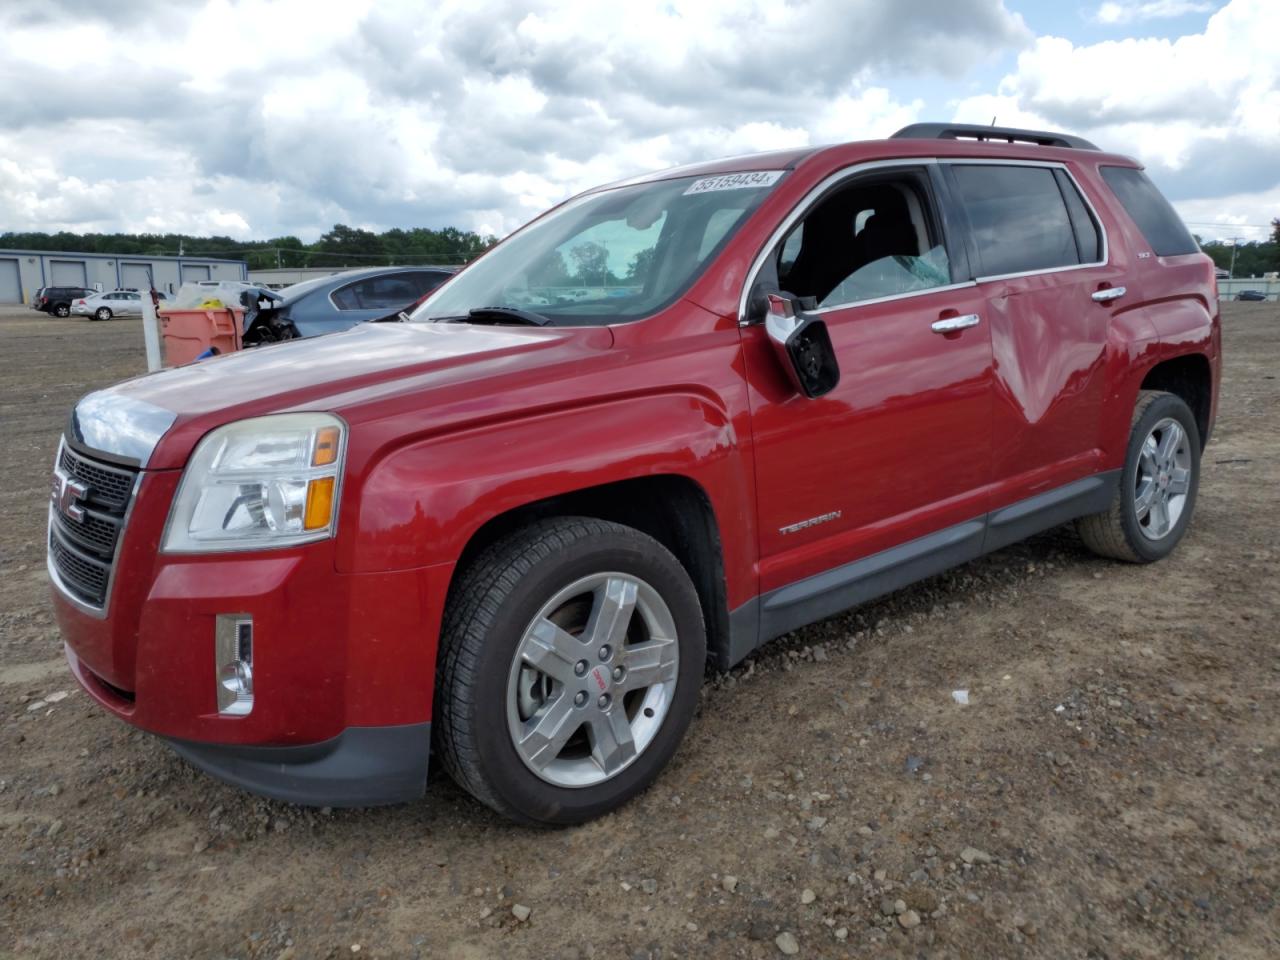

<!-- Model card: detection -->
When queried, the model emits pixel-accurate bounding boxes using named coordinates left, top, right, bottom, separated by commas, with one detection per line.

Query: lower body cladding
left=166, top=723, right=432, bottom=807
left=55, top=547, right=456, bottom=808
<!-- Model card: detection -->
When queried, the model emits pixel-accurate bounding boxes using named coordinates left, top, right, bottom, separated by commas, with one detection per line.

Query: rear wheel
left=54, top=303, right=70, bottom=317
left=434, top=517, right=705, bottom=825
left=1077, top=390, right=1200, bottom=562
left=94, top=307, right=112, bottom=322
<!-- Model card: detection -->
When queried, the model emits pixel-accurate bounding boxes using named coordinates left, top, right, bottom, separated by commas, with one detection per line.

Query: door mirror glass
left=763, top=294, right=840, bottom=398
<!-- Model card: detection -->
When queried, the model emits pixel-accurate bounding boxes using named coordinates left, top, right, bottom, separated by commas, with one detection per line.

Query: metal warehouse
left=0, top=249, right=248, bottom=304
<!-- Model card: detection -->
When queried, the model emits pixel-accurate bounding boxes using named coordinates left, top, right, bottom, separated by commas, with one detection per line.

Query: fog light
left=215, top=615, right=253, bottom=716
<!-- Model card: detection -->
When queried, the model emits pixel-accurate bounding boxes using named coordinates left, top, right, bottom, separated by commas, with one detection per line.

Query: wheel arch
left=1139, top=352, right=1213, bottom=446
left=447, top=474, right=733, bottom=674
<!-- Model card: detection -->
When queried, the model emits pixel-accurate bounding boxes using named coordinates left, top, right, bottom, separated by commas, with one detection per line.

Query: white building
left=0, top=249, right=248, bottom=304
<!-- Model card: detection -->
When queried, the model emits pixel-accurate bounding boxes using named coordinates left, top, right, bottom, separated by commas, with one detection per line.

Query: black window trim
left=738, top=158, right=981, bottom=323
left=940, top=158, right=1109, bottom=283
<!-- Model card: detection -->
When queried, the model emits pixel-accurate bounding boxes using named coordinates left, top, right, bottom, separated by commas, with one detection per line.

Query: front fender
left=336, top=391, right=753, bottom=583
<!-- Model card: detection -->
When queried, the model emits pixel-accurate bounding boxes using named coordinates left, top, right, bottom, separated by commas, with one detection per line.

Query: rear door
left=943, top=161, right=1127, bottom=516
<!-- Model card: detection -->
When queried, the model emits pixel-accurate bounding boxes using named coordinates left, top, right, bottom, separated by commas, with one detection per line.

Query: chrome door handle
left=931, top=314, right=980, bottom=334
left=1091, top=286, right=1126, bottom=302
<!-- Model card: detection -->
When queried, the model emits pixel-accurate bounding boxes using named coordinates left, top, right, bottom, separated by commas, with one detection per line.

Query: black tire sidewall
left=466, top=533, right=705, bottom=825
left=1118, top=394, right=1201, bottom=561
left=94, top=308, right=111, bottom=322
left=55, top=304, right=70, bottom=317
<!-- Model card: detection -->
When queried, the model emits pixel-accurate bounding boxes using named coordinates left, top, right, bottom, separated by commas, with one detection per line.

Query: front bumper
left=167, top=722, right=432, bottom=807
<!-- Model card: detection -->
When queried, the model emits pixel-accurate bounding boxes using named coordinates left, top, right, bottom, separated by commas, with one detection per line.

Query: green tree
left=569, top=242, right=608, bottom=284
left=626, top=247, right=655, bottom=281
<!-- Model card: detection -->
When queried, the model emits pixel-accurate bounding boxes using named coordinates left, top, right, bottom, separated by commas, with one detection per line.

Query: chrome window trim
left=942, top=158, right=1109, bottom=282
left=804, top=280, right=979, bottom=316
left=46, top=438, right=142, bottom=619
left=738, top=156, right=1109, bottom=324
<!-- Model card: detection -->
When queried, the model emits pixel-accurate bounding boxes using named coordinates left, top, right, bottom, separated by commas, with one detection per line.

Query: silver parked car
left=71, top=289, right=166, bottom=321
left=243, top=266, right=455, bottom=342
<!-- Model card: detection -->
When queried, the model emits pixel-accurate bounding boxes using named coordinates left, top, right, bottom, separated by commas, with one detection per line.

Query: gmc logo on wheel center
left=51, top=469, right=88, bottom=523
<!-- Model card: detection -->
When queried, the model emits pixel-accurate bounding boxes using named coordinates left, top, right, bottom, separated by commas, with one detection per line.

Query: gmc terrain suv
left=49, top=124, right=1219, bottom=824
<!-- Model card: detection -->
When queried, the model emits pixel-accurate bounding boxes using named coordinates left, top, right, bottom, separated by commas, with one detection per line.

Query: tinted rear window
left=950, top=165, right=1079, bottom=277
left=1100, top=166, right=1198, bottom=257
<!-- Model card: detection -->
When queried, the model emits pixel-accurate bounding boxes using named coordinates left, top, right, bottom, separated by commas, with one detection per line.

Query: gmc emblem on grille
left=51, top=469, right=89, bottom=523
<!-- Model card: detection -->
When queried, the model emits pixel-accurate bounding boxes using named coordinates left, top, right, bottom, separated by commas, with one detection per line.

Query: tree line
left=0, top=224, right=498, bottom=271
left=1198, top=219, right=1280, bottom=278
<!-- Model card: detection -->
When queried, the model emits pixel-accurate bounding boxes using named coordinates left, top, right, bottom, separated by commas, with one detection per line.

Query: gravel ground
left=1, top=303, right=1277, bottom=959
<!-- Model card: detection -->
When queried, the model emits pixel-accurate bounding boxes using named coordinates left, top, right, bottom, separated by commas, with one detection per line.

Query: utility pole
left=1227, top=236, right=1243, bottom=279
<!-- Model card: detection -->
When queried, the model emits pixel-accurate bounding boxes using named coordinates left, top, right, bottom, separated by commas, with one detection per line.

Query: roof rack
left=890, top=122, right=1099, bottom=151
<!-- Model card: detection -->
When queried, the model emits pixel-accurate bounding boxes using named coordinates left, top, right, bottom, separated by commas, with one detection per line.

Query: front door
left=741, top=165, right=994, bottom=606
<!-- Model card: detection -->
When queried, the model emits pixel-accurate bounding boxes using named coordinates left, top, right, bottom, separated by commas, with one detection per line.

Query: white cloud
left=0, top=0, right=1026, bottom=241
left=1093, top=1, right=1215, bottom=25
left=953, top=0, right=1279, bottom=232
left=5, top=0, right=1275, bottom=248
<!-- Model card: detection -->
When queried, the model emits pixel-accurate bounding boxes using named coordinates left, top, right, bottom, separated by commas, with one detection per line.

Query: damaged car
left=242, top=266, right=455, bottom=343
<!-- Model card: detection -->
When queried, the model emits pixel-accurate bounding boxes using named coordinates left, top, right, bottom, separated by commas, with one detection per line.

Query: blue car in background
left=244, top=266, right=455, bottom=343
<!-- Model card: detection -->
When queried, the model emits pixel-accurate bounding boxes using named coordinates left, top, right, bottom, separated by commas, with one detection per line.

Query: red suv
left=49, top=124, right=1219, bottom=824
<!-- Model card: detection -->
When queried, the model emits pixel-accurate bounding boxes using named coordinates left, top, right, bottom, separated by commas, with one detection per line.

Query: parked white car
left=71, top=289, right=165, bottom=321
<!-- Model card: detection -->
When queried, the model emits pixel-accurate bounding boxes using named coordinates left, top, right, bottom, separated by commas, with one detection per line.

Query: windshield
left=410, top=171, right=785, bottom=326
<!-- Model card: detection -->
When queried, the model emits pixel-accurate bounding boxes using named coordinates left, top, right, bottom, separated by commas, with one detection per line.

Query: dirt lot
left=1, top=302, right=1277, bottom=959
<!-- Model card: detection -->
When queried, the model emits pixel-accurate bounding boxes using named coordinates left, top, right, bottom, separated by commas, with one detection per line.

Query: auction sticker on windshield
left=684, top=171, right=785, bottom=195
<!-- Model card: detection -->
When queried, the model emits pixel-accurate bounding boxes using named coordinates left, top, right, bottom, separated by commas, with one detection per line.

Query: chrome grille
left=59, top=445, right=133, bottom=509
left=49, top=443, right=138, bottom=609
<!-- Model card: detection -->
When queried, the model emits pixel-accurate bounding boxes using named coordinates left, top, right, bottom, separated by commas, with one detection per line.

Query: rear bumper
left=166, top=722, right=431, bottom=807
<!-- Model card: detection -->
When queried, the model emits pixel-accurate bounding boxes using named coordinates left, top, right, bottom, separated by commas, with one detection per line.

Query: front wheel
left=1077, top=390, right=1201, bottom=562
left=434, top=517, right=705, bottom=825
left=93, top=307, right=112, bottom=322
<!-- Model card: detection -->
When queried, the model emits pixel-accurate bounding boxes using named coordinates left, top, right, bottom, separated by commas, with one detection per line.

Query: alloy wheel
left=505, top=572, right=679, bottom=788
left=1134, top=416, right=1192, bottom=540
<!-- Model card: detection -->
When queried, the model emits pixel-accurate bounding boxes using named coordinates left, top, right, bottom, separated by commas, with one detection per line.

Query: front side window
left=770, top=172, right=952, bottom=308
left=411, top=171, right=784, bottom=326
left=950, top=164, right=1079, bottom=277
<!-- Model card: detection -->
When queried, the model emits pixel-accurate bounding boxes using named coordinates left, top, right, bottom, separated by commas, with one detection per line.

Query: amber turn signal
left=312, top=426, right=341, bottom=466
left=303, top=476, right=335, bottom=530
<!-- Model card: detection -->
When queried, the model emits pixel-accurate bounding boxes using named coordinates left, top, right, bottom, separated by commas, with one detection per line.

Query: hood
left=72, top=321, right=613, bottom=469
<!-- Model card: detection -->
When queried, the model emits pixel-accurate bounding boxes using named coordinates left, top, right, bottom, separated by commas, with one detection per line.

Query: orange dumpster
left=158, top=307, right=244, bottom=366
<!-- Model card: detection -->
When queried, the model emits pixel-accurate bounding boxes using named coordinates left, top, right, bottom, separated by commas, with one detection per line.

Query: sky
left=0, top=0, right=1276, bottom=248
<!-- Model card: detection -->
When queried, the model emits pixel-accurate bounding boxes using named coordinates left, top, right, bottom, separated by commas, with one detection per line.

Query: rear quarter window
left=1099, top=166, right=1199, bottom=257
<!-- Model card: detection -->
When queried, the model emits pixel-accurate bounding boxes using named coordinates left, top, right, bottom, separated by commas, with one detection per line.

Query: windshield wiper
left=464, top=306, right=552, bottom=326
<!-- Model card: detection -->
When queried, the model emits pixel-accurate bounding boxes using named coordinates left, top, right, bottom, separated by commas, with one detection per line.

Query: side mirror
left=763, top=294, right=840, bottom=398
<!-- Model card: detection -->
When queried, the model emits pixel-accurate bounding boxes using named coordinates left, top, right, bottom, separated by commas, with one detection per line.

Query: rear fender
left=1099, top=296, right=1215, bottom=463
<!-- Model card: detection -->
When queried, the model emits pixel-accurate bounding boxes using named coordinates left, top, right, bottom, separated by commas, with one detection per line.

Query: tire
left=94, top=307, right=112, bottom=322
left=434, top=517, right=705, bottom=825
left=54, top=303, right=70, bottom=318
left=1077, top=390, right=1201, bottom=563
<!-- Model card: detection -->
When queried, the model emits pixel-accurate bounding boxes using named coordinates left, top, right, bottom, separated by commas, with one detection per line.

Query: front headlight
left=162, top=413, right=347, bottom=553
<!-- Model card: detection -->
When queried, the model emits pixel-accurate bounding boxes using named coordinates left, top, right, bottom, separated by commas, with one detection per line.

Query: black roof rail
left=890, top=122, right=1099, bottom=151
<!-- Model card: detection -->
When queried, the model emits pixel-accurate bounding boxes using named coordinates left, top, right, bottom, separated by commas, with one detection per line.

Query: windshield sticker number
left=683, top=171, right=785, bottom=195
